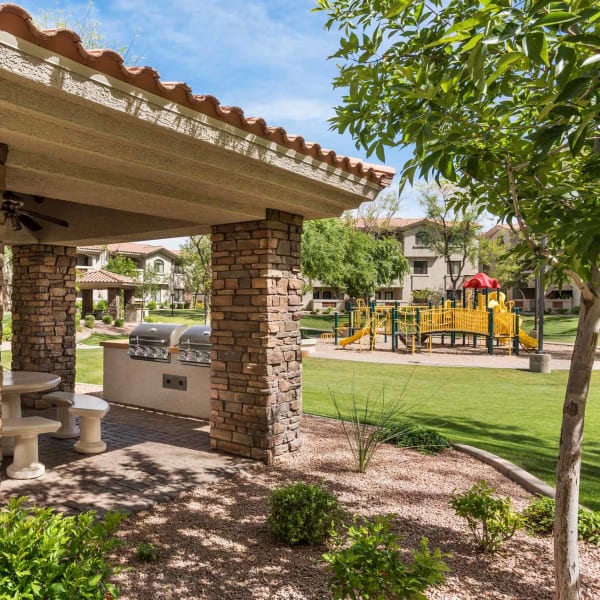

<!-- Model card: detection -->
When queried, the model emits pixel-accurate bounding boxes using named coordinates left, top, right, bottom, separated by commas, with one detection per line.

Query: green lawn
left=519, top=314, right=581, bottom=344
left=148, top=309, right=206, bottom=325
left=303, top=357, right=600, bottom=511
left=79, top=333, right=128, bottom=346
left=300, top=314, right=338, bottom=332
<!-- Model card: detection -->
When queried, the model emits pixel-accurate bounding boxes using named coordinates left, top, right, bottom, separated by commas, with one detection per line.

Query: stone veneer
left=210, top=209, right=303, bottom=463
left=11, top=245, right=77, bottom=395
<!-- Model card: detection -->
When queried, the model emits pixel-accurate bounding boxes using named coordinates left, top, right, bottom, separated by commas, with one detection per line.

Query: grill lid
left=179, top=325, right=211, bottom=365
left=129, top=323, right=187, bottom=362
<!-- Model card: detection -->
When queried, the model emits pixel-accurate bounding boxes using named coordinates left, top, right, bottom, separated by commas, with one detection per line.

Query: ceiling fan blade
left=18, top=209, right=69, bottom=228
left=17, top=214, right=43, bottom=232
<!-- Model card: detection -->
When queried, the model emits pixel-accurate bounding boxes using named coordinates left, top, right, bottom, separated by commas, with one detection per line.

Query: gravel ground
left=113, top=415, right=600, bottom=600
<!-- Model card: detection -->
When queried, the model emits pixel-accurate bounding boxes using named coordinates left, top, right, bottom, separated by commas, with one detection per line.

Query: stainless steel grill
left=128, top=323, right=187, bottom=363
left=178, top=325, right=211, bottom=366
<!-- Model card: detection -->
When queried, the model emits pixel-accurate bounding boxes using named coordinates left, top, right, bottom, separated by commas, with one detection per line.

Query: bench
left=42, top=392, right=110, bottom=454
left=1, top=416, right=61, bottom=479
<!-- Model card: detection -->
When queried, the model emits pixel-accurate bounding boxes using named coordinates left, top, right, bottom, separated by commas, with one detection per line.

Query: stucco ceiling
left=0, top=5, right=394, bottom=247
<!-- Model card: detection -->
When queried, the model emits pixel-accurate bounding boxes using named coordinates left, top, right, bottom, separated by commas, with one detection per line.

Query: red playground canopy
left=463, top=272, right=500, bottom=289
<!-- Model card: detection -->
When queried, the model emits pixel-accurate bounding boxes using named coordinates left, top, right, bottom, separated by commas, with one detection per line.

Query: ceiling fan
left=1, top=191, right=69, bottom=232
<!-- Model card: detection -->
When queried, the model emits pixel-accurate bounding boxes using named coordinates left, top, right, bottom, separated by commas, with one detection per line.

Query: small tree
left=105, top=254, right=138, bottom=279
left=417, top=182, right=480, bottom=296
left=179, top=236, right=211, bottom=318
left=317, top=2, right=600, bottom=597
left=140, top=266, right=160, bottom=308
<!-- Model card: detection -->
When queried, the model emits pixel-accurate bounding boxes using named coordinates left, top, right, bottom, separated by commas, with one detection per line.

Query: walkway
left=0, top=390, right=252, bottom=515
left=312, top=339, right=600, bottom=370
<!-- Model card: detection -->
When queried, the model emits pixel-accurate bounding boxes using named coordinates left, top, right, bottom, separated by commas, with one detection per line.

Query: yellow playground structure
left=334, top=277, right=538, bottom=355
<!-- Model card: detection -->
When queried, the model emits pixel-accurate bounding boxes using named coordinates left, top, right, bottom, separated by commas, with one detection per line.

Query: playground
left=328, top=273, right=539, bottom=355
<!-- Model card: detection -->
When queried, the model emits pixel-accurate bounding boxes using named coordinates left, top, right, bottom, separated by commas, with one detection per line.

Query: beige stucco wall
left=102, top=343, right=210, bottom=419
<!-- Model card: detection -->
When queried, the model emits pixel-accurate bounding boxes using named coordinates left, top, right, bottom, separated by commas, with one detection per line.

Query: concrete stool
left=42, top=391, right=80, bottom=439
left=2, top=416, right=61, bottom=479
left=68, top=397, right=110, bottom=454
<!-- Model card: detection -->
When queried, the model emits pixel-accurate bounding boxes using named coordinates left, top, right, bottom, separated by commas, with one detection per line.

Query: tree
left=179, top=236, right=212, bottom=320
left=302, top=218, right=408, bottom=301
left=417, top=182, right=480, bottom=296
left=317, top=1, right=600, bottom=598
left=1, top=244, right=11, bottom=310
left=105, top=254, right=138, bottom=279
left=353, top=190, right=401, bottom=238
left=478, top=235, right=531, bottom=299
left=140, top=266, right=160, bottom=308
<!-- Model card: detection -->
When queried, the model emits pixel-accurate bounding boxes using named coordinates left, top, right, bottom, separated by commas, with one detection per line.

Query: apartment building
left=77, top=242, right=185, bottom=306
left=308, top=218, right=478, bottom=310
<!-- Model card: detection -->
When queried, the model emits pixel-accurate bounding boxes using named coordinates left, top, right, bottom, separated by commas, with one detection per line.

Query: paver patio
left=0, top=389, right=252, bottom=515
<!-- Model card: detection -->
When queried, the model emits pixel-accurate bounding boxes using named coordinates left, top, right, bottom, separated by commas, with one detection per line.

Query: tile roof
left=355, top=217, right=428, bottom=230
left=78, top=269, right=137, bottom=286
left=0, top=4, right=395, bottom=188
left=78, top=242, right=179, bottom=257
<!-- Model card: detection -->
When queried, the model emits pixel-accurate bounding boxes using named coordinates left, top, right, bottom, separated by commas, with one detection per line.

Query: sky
left=19, top=0, right=444, bottom=249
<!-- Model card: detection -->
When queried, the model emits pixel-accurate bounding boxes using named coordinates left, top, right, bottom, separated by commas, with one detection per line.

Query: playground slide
left=340, top=327, right=370, bottom=347
left=518, top=329, right=539, bottom=350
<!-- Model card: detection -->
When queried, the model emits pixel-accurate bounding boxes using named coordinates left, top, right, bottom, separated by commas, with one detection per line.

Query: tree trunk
left=554, top=270, right=600, bottom=600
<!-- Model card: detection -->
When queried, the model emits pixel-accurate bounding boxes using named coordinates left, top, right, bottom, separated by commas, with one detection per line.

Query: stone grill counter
left=102, top=323, right=210, bottom=419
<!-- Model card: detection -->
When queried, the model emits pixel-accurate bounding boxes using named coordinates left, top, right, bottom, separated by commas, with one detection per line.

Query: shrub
left=114, top=318, right=125, bottom=328
left=135, top=542, right=159, bottom=563
left=450, top=480, right=522, bottom=553
left=102, top=314, right=113, bottom=325
left=324, top=514, right=448, bottom=600
left=323, top=307, right=332, bottom=314
left=386, top=423, right=451, bottom=454
left=84, top=314, right=95, bottom=329
left=2, top=323, right=11, bottom=341
left=570, top=305, right=580, bottom=315
left=578, top=510, right=600, bottom=545
left=522, top=496, right=555, bottom=535
left=94, top=299, right=108, bottom=311
left=267, top=482, right=340, bottom=545
left=146, top=300, right=157, bottom=310
left=522, top=497, right=600, bottom=545
left=0, top=496, right=124, bottom=599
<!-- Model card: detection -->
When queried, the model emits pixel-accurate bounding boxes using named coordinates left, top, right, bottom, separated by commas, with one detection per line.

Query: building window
left=323, top=291, right=332, bottom=300
left=415, top=231, right=428, bottom=247
left=385, top=291, right=393, bottom=300
left=414, top=260, right=428, bottom=275
left=313, top=291, right=320, bottom=299
left=154, top=259, right=164, bottom=273
left=448, top=261, right=461, bottom=276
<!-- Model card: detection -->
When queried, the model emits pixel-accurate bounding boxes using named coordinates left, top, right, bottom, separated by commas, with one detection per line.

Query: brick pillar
left=211, top=209, right=303, bottom=463
left=107, top=289, right=120, bottom=319
left=11, top=245, right=77, bottom=396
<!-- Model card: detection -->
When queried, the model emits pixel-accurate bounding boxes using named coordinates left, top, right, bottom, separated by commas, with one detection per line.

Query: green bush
left=135, top=542, right=158, bottom=563
left=114, top=318, right=125, bottom=328
left=84, top=314, right=95, bottom=329
left=146, top=300, right=157, bottom=310
left=522, top=496, right=555, bottom=535
left=102, top=314, right=113, bottom=325
left=450, top=480, right=522, bottom=554
left=570, top=305, right=581, bottom=315
left=578, top=509, right=600, bottom=545
left=522, top=497, right=600, bottom=545
left=324, top=514, right=448, bottom=600
left=386, top=423, right=451, bottom=454
left=94, top=299, right=108, bottom=312
left=267, top=482, right=340, bottom=545
left=323, top=307, right=332, bottom=314
left=0, top=496, right=124, bottom=599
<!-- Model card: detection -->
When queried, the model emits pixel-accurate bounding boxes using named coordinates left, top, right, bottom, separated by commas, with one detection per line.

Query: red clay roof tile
left=0, top=4, right=395, bottom=188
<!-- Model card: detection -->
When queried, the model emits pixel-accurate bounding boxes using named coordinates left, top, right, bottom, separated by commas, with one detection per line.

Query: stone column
left=11, top=245, right=77, bottom=398
left=211, top=209, right=303, bottom=463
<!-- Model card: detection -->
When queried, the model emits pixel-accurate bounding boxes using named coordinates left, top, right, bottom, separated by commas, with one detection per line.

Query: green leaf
left=486, top=52, right=526, bottom=86
left=582, top=53, right=600, bottom=67
left=533, top=11, right=578, bottom=27
left=555, top=77, right=591, bottom=103
left=524, top=32, right=549, bottom=65
left=467, top=42, right=487, bottom=94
